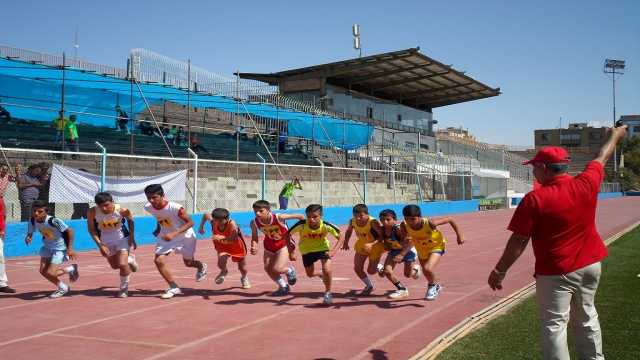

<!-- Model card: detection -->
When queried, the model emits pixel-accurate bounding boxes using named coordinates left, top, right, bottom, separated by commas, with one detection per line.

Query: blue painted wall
left=597, top=192, right=624, bottom=200
left=4, top=200, right=479, bottom=258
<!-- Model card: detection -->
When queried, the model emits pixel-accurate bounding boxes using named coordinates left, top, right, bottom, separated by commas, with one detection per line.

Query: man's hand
left=130, top=239, right=137, bottom=251
left=67, top=250, right=78, bottom=261
left=341, top=241, right=350, bottom=251
left=488, top=269, right=506, bottom=291
left=98, top=244, right=109, bottom=257
left=288, top=252, right=297, bottom=261
left=162, top=232, right=176, bottom=241
left=457, top=235, right=465, bottom=245
left=362, top=242, right=373, bottom=254
left=25, top=236, right=32, bottom=245
left=250, top=245, right=257, bottom=255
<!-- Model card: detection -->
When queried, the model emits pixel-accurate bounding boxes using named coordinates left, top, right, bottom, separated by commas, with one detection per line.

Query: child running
left=198, top=208, right=250, bottom=289
left=342, top=204, right=385, bottom=295
left=378, top=209, right=420, bottom=299
left=24, top=200, right=79, bottom=298
left=288, top=204, right=341, bottom=305
left=144, top=184, right=207, bottom=299
left=87, top=192, right=139, bottom=298
left=400, top=204, right=465, bottom=300
left=250, top=200, right=303, bottom=296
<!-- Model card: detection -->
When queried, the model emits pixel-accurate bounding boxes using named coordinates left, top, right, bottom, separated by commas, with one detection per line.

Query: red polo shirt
left=508, top=161, right=607, bottom=275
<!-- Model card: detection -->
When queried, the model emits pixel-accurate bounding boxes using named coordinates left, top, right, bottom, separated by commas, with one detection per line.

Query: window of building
left=588, top=131, right=601, bottom=142
left=634, top=126, right=640, bottom=133
left=541, top=132, right=549, bottom=142
left=366, top=106, right=373, bottom=119
left=405, top=141, right=416, bottom=150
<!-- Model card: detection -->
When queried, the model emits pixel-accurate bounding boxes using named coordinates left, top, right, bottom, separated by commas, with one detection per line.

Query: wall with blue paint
left=3, top=200, right=479, bottom=258
left=598, top=192, right=624, bottom=200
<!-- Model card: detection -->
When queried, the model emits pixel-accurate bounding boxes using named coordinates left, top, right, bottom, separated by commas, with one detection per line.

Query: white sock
left=128, top=255, right=136, bottom=264
left=63, top=265, right=75, bottom=274
left=276, top=278, right=287, bottom=288
left=286, top=267, right=294, bottom=275
left=361, top=276, right=373, bottom=288
left=120, top=275, right=130, bottom=286
left=58, top=281, right=69, bottom=291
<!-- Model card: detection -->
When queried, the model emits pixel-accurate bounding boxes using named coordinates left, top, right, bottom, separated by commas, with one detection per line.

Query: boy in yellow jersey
left=399, top=204, right=465, bottom=300
left=342, top=204, right=384, bottom=295
left=288, top=204, right=341, bottom=305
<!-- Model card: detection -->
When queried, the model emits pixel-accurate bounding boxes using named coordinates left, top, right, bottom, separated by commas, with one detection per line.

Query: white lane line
left=51, top=333, right=176, bottom=349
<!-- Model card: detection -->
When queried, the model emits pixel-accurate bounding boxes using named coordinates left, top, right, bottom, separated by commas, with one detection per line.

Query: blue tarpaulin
left=0, top=58, right=372, bottom=149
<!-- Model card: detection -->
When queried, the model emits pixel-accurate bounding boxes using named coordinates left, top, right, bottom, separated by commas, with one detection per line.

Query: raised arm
left=198, top=213, right=212, bottom=235
left=594, top=125, right=627, bottom=165
left=429, top=217, right=465, bottom=245
left=488, top=233, right=530, bottom=290
left=277, top=213, right=305, bottom=221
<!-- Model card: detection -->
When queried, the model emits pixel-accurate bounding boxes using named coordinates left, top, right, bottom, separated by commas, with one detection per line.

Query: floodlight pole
left=60, top=52, right=66, bottom=152
left=187, top=59, right=192, bottom=151
left=604, top=59, right=625, bottom=173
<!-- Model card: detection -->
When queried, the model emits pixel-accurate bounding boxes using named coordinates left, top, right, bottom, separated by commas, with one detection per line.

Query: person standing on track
left=0, top=164, right=16, bottom=293
left=488, top=125, right=628, bottom=360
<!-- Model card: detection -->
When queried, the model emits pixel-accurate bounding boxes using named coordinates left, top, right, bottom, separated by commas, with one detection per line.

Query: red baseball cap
left=523, top=146, right=571, bottom=165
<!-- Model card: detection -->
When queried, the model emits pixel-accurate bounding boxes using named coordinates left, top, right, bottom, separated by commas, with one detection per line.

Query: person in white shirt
left=144, top=184, right=207, bottom=299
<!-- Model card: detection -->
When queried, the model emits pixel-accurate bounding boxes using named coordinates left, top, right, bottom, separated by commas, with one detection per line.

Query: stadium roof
left=239, top=47, right=500, bottom=109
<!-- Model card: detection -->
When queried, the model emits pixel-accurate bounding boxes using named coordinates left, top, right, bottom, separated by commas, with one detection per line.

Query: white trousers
left=535, top=262, right=603, bottom=360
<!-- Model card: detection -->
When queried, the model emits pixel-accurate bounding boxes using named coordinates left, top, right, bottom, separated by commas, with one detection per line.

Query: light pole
left=352, top=24, right=361, bottom=58
left=604, top=59, right=625, bottom=173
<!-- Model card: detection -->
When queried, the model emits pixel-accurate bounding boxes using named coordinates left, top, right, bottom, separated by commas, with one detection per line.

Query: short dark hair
left=144, top=184, right=164, bottom=196
left=352, top=204, right=368, bottom=215
left=402, top=204, right=421, bottom=217
left=547, top=163, right=568, bottom=173
left=252, top=200, right=271, bottom=210
left=211, top=208, right=230, bottom=220
left=379, top=209, right=397, bottom=220
left=305, top=204, right=323, bottom=215
left=94, top=192, right=113, bottom=205
left=31, top=200, right=49, bottom=211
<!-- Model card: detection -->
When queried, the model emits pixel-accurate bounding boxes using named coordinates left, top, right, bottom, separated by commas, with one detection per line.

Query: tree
left=618, top=136, right=640, bottom=191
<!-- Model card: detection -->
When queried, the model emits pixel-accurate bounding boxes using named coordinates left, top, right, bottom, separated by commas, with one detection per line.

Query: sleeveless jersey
left=144, top=201, right=195, bottom=239
left=213, top=220, right=247, bottom=259
left=94, top=204, right=129, bottom=244
left=403, top=218, right=446, bottom=256
left=351, top=216, right=377, bottom=244
left=288, top=219, right=340, bottom=255
left=382, top=224, right=404, bottom=250
left=254, top=213, right=289, bottom=252
left=28, top=215, right=68, bottom=250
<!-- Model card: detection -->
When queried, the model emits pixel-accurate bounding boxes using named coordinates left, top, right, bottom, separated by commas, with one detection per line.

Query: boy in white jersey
left=24, top=200, right=79, bottom=298
left=144, top=184, right=207, bottom=299
left=87, top=192, right=139, bottom=298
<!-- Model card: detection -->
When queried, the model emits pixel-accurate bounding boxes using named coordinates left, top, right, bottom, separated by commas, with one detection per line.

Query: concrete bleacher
left=511, top=148, right=614, bottom=176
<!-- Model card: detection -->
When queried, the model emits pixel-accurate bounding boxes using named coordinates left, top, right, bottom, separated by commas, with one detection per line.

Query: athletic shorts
left=355, top=239, right=386, bottom=260
left=416, top=246, right=446, bottom=260
left=39, top=247, right=69, bottom=265
left=214, top=238, right=247, bottom=263
left=263, top=236, right=288, bottom=253
left=155, top=234, right=197, bottom=259
left=302, top=251, right=331, bottom=267
left=388, top=248, right=417, bottom=263
left=103, top=237, right=130, bottom=257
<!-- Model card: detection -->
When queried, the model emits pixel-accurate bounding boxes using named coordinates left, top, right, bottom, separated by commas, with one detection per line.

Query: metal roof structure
left=239, top=47, right=500, bottom=110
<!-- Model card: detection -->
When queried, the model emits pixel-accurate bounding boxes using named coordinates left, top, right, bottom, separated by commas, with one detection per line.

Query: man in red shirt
left=488, top=125, right=627, bottom=360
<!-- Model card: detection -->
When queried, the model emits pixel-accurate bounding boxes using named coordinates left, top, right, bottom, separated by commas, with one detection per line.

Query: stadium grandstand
left=0, top=44, right=533, bottom=218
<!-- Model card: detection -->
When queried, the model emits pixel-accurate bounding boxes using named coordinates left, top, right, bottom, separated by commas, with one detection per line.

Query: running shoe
left=411, top=265, right=421, bottom=280
left=388, top=289, right=409, bottom=299
left=360, top=285, right=374, bottom=296
left=271, top=286, right=290, bottom=297
left=128, top=255, right=139, bottom=273
left=161, top=287, right=182, bottom=299
left=118, top=285, right=129, bottom=298
left=241, top=277, right=251, bottom=289
left=195, top=263, right=208, bottom=282
left=214, top=269, right=228, bottom=285
left=49, top=287, right=69, bottom=299
left=323, top=292, right=333, bottom=305
left=425, top=283, right=442, bottom=301
left=69, top=264, right=79, bottom=283
left=286, top=267, right=298, bottom=286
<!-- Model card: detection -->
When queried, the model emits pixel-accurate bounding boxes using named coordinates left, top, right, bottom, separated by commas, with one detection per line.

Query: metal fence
left=0, top=147, right=490, bottom=224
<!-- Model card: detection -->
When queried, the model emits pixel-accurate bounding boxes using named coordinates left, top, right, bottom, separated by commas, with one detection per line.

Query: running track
left=1, top=197, right=638, bottom=360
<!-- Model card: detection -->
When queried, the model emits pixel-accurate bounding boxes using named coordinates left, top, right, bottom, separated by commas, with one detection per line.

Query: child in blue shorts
left=25, top=200, right=79, bottom=298
left=379, top=209, right=420, bottom=299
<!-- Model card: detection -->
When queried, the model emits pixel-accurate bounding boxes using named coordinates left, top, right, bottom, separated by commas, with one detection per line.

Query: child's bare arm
left=198, top=213, right=211, bottom=235
left=250, top=221, right=259, bottom=255
left=430, top=217, right=465, bottom=245
left=342, top=223, right=354, bottom=250
left=121, top=208, right=136, bottom=249
left=278, top=213, right=305, bottom=221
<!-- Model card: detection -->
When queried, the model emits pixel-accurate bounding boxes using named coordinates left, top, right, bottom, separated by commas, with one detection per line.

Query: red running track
left=1, top=197, right=638, bottom=360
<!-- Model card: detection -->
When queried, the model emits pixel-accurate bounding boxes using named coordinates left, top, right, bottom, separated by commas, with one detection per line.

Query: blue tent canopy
left=0, top=58, right=372, bottom=150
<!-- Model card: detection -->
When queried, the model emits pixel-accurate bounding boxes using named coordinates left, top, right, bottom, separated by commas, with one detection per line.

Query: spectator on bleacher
left=488, top=126, right=628, bottom=360
left=115, top=105, right=130, bottom=134
left=176, top=127, right=186, bottom=146
left=15, top=163, right=43, bottom=222
left=0, top=164, right=16, bottom=293
left=167, top=125, right=178, bottom=142
left=278, top=132, right=287, bottom=153
left=36, top=162, right=55, bottom=217
left=0, top=98, right=12, bottom=123
left=235, top=126, right=249, bottom=141
left=138, top=118, right=154, bottom=136
left=52, top=111, right=68, bottom=146
left=189, top=134, right=208, bottom=155
left=278, top=177, right=302, bottom=210
left=64, top=115, right=80, bottom=155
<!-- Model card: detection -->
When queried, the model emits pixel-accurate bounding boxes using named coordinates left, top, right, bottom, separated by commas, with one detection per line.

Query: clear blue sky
left=2, top=0, right=638, bottom=146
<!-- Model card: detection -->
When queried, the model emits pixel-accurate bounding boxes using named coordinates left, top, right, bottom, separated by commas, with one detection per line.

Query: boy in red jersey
left=250, top=200, right=304, bottom=296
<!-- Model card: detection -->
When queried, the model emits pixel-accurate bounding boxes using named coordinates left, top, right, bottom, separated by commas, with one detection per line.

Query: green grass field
left=438, top=226, right=640, bottom=360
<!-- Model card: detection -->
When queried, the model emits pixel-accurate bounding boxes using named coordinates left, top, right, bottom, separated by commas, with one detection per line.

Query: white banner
left=50, top=164, right=187, bottom=203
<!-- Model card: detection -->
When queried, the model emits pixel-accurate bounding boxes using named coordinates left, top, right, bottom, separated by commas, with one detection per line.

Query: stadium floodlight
left=604, top=58, right=626, bottom=173
left=352, top=24, right=361, bottom=57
